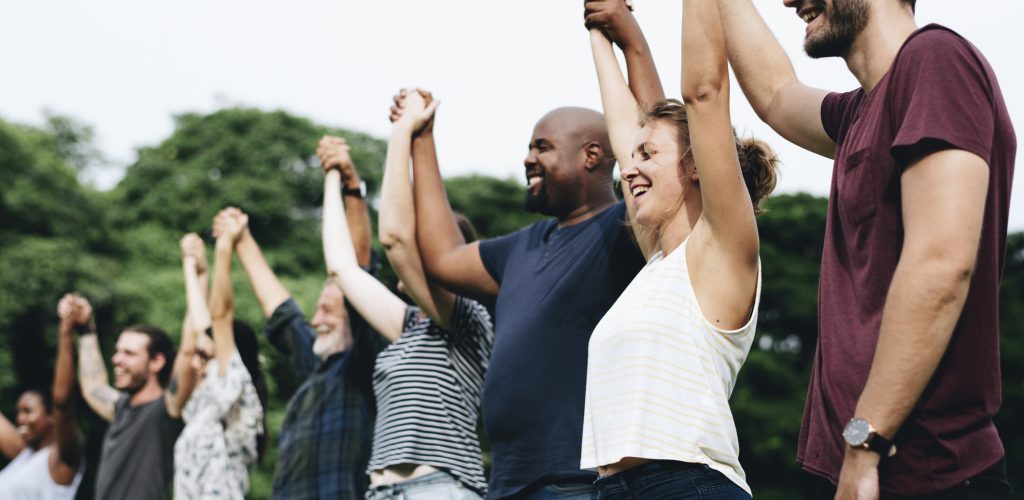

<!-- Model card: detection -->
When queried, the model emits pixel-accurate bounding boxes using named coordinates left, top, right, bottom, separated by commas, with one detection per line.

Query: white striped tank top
left=581, top=240, right=761, bottom=495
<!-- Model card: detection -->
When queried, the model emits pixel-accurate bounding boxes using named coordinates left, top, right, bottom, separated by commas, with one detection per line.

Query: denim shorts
left=365, top=471, right=482, bottom=500
left=593, top=461, right=750, bottom=500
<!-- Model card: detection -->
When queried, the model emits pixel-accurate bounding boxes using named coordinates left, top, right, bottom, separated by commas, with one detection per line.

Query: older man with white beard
left=231, top=138, right=387, bottom=499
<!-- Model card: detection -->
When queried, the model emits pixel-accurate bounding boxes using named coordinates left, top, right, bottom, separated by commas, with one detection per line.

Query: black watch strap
left=342, top=180, right=366, bottom=198
left=868, top=433, right=896, bottom=457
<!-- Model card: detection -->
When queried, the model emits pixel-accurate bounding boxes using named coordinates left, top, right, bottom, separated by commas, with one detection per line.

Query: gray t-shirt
left=95, top=395, right=183, bottom=500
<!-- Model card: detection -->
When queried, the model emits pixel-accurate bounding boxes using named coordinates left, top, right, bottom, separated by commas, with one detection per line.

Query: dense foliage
left=0, top=110, right=1019, bottom=499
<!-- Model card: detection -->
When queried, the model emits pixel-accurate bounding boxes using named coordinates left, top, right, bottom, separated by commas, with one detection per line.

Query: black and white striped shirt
left=367, top=296, right=494, bottom=495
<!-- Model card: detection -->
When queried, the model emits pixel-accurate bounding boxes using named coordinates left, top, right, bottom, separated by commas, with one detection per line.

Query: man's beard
left=805, top=0, right=870, bottom=59
left=524, top=184, right=549, bottom=214
left=118, top=370, right=149, bottom=394
left=313, top=329, right=346, bottom=360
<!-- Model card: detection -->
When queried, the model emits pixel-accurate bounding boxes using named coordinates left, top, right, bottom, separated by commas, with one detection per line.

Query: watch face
left=843, top=418, right=871, bottom=447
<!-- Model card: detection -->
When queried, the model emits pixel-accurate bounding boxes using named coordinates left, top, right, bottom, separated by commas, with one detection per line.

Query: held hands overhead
left=389, top=88, right=438, bottom=136
left=57, top=293, right=94, bottom=334
left=584, top=0, right=638, bottom=46
left=212, top=207, right=249, bottom=246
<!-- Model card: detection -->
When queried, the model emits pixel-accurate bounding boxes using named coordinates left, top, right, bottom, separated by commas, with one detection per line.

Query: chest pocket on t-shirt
left=837, top=148, right=885, bottom=227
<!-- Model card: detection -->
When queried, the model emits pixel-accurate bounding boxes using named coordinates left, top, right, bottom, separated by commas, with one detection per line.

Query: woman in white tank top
left=0, top=294, right=87, bottom=500
left=583, top=0, right=779, bottom=497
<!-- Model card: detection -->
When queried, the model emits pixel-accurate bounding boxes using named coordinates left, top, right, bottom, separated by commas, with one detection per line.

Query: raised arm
left=210, top=209, right=244, bottom=377
left=0, top=411, right=23, bottom=460
left=330, top=139, right=374, bottom=269
left=584, top=0, right=665, bottom=110
left=682, top=0, right=759, bottom=255
left=234, top=222, right=290, bottom=319
left=75, top=297, right=118, bottom=422
left=715, top=0, right=833, bottom=157
left=165, top=234, right=208, bottom=418
left=50, top=294, right=82, bottom=483
left=318, top=139, right=406, bottom=341
left=589, top=30, right=657, bottom=259
left=379, top=91, right=456, bottom=329
left=405, top=93, right=499, bottom=300
left=680, top=0, right=761, bottom=328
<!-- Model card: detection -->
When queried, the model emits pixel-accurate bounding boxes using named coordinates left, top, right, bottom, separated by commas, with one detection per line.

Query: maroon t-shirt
left=797, top=25, right=1016, bottom=496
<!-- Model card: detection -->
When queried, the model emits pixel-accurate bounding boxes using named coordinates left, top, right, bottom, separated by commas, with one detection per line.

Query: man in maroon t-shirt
left=715, top=0, right=1016, bottom=498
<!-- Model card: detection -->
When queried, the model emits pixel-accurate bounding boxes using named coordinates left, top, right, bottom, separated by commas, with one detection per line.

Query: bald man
left=407, top=101, right=647, bottom=499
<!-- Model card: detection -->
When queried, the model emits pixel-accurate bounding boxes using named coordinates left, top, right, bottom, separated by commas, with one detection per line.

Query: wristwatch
left=343, top=180, right=367, bottom=198
left=843, top=417, right=896, bottom=457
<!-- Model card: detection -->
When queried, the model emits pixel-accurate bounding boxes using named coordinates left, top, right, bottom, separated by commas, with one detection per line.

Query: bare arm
left=380, top=95, right=457, bottom=329
left=410, top=120, right=499, bottom=300
left=838, top=150, right=989, bottom=490
left=340, top=161, right=374, bottom=270
left=323, top=168, right=406, bottom=341
left=50, top=301, right=81, bottom=482
left=235, top=229, right=291, bottom=318
left=165, top=236, right=207, bottom=418
left=584, top=0, right=665, bottom=110
left=589, top=29, right=657, bottom=259
left=209, top=229, right=238, bottom=377
left=0, top=411, right=24, bottom=459
left=77, top=333, right=118, bottom=422
left=715, top=0, right=833, bottom=157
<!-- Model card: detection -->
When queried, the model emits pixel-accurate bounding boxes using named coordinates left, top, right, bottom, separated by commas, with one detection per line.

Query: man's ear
left=583, top=142, right=605, bottom=171
left=150, top=352, right=167, bottom=376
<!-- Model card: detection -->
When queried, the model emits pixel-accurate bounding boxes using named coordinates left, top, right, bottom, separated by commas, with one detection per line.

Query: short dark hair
left=21, top=388, right=54, bottom=414
left=123, top=324, right=176, bottom=387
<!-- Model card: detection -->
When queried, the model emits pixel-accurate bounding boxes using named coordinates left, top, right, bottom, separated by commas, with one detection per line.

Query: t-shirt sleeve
left=264, top=298, right=319, bottom=380
left=889, top=28, right=995, bottom=167
left=444, top=296, right=494, bottom=347
left=478, top=230, right=523, bottom=285
left=820, top=89, right=863, bottom=144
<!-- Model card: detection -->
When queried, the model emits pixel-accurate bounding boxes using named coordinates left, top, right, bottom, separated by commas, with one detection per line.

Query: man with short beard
left=76, top=296, right=183, bottom=500
left=402, top=89, right=650, bottom=498
left=715, top=0, right=1015, bottom=497
left=231, top=138, right=387, bottom=499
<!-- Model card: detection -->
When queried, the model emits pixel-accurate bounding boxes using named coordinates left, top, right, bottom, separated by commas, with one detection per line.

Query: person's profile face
left=15, top=392, right=52, bottom=448
left=786, top=0, right=870, bottom=59
left=311, top=284, right=351, bottom=359
left=523, top=118, right=582, bottom=218
left=112, top=331, right=156, bottom=392
left=625, top=122, right=690, bottom=231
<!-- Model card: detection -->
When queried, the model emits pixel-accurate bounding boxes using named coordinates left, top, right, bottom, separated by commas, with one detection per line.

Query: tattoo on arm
left=168, top=375, right=179, bottom=397
left=90, top=387, right=117, bottom=406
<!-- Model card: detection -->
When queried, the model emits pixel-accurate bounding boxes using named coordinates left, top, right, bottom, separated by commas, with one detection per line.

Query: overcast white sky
left=1, top=0, right=1021, bottom=229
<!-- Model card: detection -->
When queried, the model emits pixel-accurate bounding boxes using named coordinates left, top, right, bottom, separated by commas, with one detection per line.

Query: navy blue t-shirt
left=478, top=201, right=645, bottom=498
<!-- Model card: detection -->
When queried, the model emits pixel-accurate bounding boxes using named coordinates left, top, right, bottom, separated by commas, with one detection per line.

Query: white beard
left=312, top=330, right=346, bottom=360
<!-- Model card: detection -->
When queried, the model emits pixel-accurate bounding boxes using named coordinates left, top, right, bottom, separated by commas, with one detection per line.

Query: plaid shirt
left=266, top=298, right=387, bottom=500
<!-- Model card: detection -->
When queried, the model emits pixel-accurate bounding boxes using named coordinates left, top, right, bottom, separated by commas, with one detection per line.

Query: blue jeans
left=593, top=461, right=750, bottom=500
left=520, top=481, right=598, bottom=500
left=365, top=471, right=482, bottom=500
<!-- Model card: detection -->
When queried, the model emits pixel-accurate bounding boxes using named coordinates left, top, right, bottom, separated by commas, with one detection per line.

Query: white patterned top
left=174, top=349, right=264, bottom=500
left=581, top=242, right=760, bottom=495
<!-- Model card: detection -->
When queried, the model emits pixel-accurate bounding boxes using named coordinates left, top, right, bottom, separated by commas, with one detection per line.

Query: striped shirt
left=367, top=296, right=495, bottom=495
left=581, top=242, right=761, bottom=495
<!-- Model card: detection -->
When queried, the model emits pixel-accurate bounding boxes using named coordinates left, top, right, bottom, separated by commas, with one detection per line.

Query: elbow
left=682, top=80, right=726, bottom=107
left=379, top=226, right=414, bottom=252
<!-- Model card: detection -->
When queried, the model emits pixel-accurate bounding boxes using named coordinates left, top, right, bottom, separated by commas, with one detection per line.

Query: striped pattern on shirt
left=581, top=242, right=761, bottom=495
left=367, top=296, right=494, bottom=495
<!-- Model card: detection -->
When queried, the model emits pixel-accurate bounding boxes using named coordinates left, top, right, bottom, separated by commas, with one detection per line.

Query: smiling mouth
left=801, top=9, right=821, bottom=23
left=631, top=185, right=650, bottom=198
left=527, top=175, right=543, bottom=189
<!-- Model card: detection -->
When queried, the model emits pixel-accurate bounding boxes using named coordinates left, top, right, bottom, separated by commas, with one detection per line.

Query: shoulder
left=895, top=24, right=986, bottom=74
